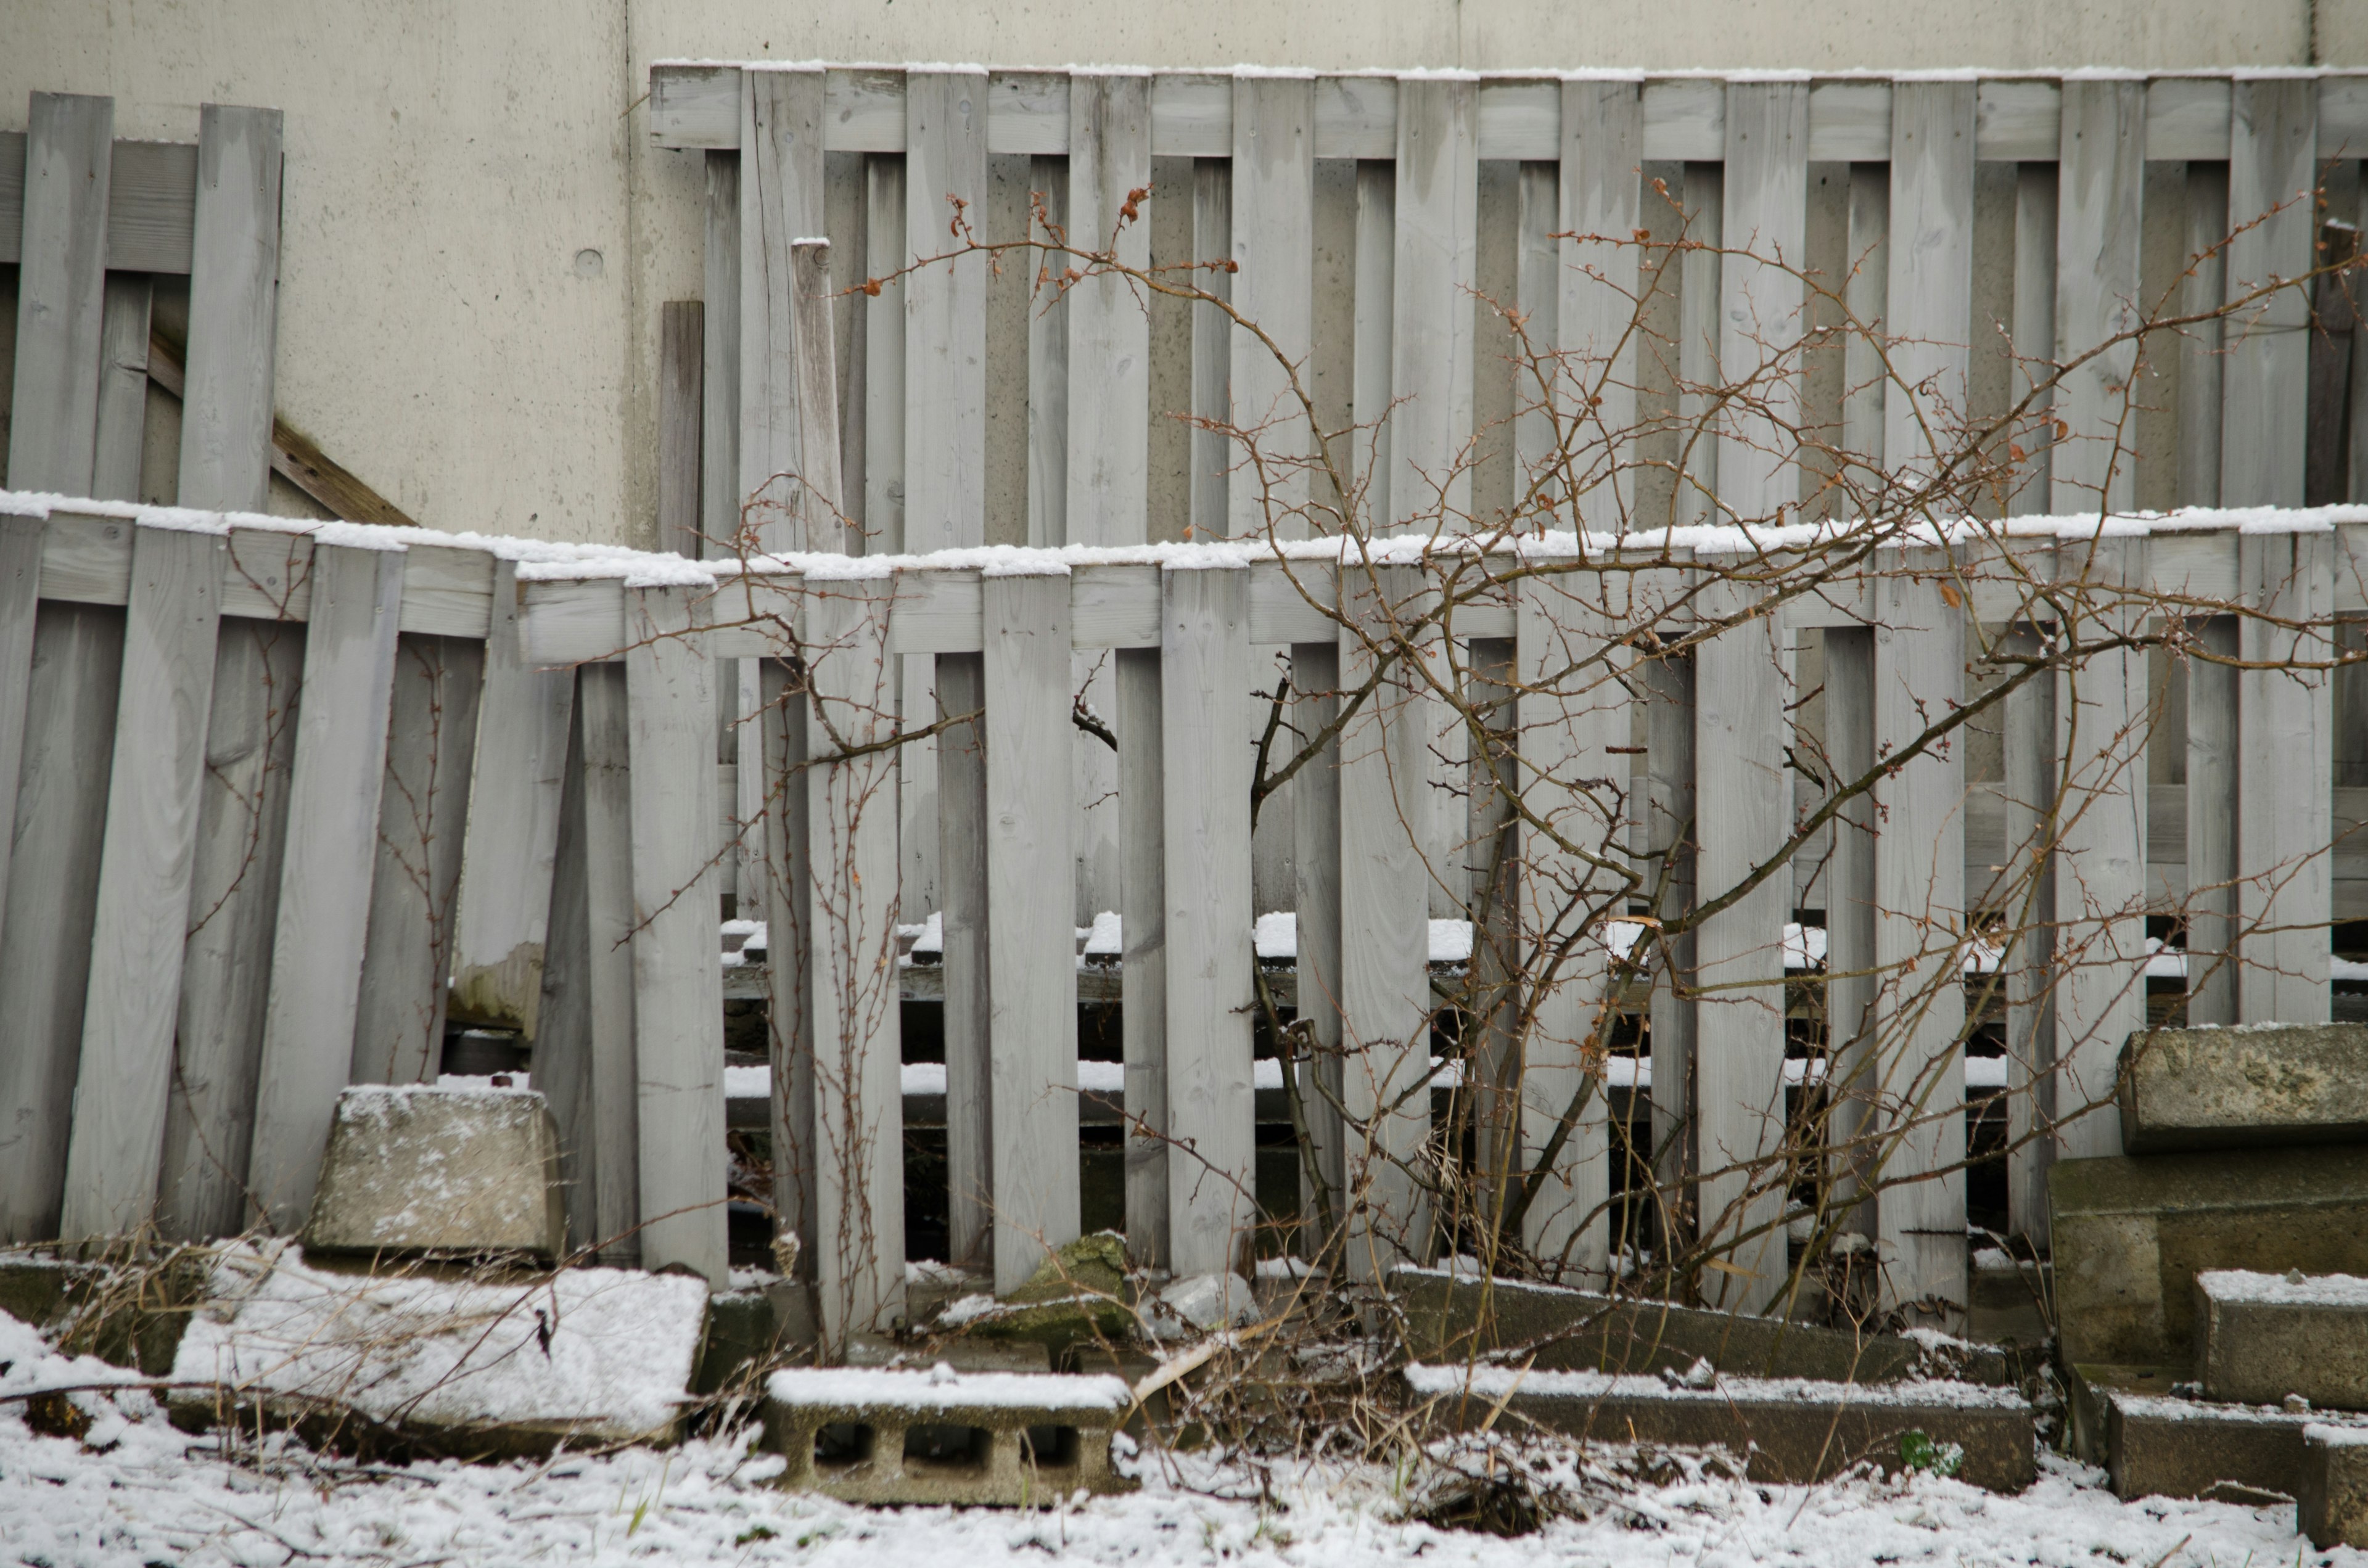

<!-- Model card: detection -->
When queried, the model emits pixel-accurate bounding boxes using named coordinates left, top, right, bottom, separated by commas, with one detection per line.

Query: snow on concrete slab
left=767, top=1365, right=1130, bottom=1413
left=1405, top=1363, right=2031, bottom=1410
left=170, top=1242, right=708, bottom=1441
left=2200, top=1268, right=2368, bottom=1308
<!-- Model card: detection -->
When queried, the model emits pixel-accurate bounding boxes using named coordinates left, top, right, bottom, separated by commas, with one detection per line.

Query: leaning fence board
left=983, top=572, right=1080, bottom=1292
left=2220, top=78, right=2317, bottom=509
left=1117, top=644, right=1170, bottom=1267
left=1869, top=567, right=1968, bottom=1323
left=351, top=634, right=485, bottom=1085
left=179, top=105, right=283, bottom=512
left=1690, top=567, right=1790, bottom=1315
left=622, top=586, right=727, bottom=1287
left=58, top=525, right=226, bottom=1240
left=7, top=92, right=113, bottom=495
left=156, top=619, right=304, bottom=1241
left=1229, top=73, right=1316, bottom=539
left=801, top=579, right=908, bottom=1342
left=1716, top=81, right=1809, bottom=521
left=0, top=514, right=40, bottom=942
left=1160, top=566, right=1256, bottom=1278
left=244, top=542, right=406, bottom=1233
left=2051, top=80, right=2146, bottom=512
left=1556, top=80, right=1643, bottom=530
left=905, top=69, right=989, bottom=554
left=1389, top=75, right=1478, bottom=532
left=1882, top=82, right=1976, bottom=477
left=2236, top=532, right=2333, bottom=1020
left=0, top=599, right=124, bottom=1243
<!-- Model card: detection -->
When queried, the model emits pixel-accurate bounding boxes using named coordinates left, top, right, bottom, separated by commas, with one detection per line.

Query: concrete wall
left=5, top=0, right=2362, bottom=547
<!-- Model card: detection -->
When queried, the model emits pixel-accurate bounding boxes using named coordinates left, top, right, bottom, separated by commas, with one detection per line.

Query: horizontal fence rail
left=1, top=487, right=2361, bottom=1344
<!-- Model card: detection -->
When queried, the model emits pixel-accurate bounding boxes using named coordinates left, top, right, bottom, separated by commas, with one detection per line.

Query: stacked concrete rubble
left=2052, top=1023, right=2368, bottom=1543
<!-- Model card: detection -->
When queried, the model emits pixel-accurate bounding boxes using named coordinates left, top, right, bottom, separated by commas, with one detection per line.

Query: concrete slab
left=763, top=1366, right=1135, bottom=1504
left=1968, top=1249, right=2052, bottom=1349
left=2064, top=1363, right=2170, bottom=1466
left=2197, top=1270, right=2368, bottom=1411
left=2301, top=1425, right=2368, bottom=1548
left=1407, top=1364, right=2036, bottom=1492
left=2119, top=1023, right=2368, bottom=1154
left=1391, top=1266, right=2026, bottom=1387
left=303, top=1084, right=565, bottom=1260
left=2049, top=1146, right=2368, bottom=1367
left=2100, top=1387, right=2368, bottom=1502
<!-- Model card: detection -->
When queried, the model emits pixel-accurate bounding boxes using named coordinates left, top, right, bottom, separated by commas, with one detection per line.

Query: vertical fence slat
left=245, top=541, right=406, bottom=1232
left=1118, top=644, right=1170, bottom=1268
left=936, top=650, right=993, bottom=1270
left=1676, top=165, right=1723, bottom=525
left=1690, top=567, right=1790, bottom=1314
left=758, top=654, right=816, bottom=1274
left=703, top=150, right=741, bottom=554
left=660, top=300, right=705, bottom=557
left=2008, top=165, right=2057, bottom=513
left=984, top=572, right=1080, bottom=1291
left=1870, top=570, right=1968, bottom=1323
left=91, top=274, right=153, bottom=503
left=1028, top=165, right=1070, bottom=551
left=2001, top=625, right=2058, bottom=1242
left=2051, top=536, right=2148, bottom=1162
left=802, top=580, right=908, bottom=1342
left=2237, top=532, right=2335, bottom=1021
left=1841, top=168, right=1889, bottom=477
left=160, top=616, right=303, bottom=1239
left=59, top=525, right=227, bottom=1239
left=1823, top=626, right=1877, bottom=1239
left=449, top=559, right=575, bottom=1038
left=2221, top=78, right=2316, bottom=509
left=1291, top=634, right=1346, bottom=1258
left=0, top=512, right=39, bottom=945
left=351, top=634, right=485, bottom=1084
left=1351, top=162, right=1394, bottom=525
left=1336, top=564, right=1431, bottom=1278
left=0, top=581, right=124, bottom=1242
left=1717, top=82, right=1809, bottom=521
left=6, top=92, right=112, bottom=495
left=623, top=586, right=726, bottom=1286
left=1161, top=565, right=1255, bottom=1278
left=1229, top=73, right=1315, bottom=539
left=1556, top=81, right=1642, bottom=528
left=2185, top=615, right=2239, bottom=1027
left=1516, top=580, right=1623, bottom=1283
left=179, top=104, right=283, bottom=512
left=2051, top=80, right=2146, bottom=512
left=1191, top=157, right=1235, bottom=536
left=2179, top=163, right=2228, bottom=509
left=1389, top=76, right=1478, bottom=532
left=1882, top=81, right=1976, bottom=477
left=1642, top=597, right=1697, bottom=1207
left=741, top=67, right=826, bottom=543
left=906, top=68, right=990, bottom=554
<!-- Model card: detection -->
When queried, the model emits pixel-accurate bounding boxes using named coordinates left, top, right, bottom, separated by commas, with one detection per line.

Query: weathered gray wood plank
left=1117, top=644, right=1169, bottom=1266
left=91, top=274, right=152, bottom=502
left=59, top=524, right=226, bottom=1239
left=245, top=541, right=406, bottom=1233
left=1640, top=610, right=1696, bottom=1200
left=1291, top=634, right=1346, bottom=1257
left=157, top=618, right=303, bottom=1239
left=0, top=596, right=123, bottom=1242
left=623, top=586, right=728, bottom=1286
left=2179, top=163, right=2228, bottom=509
left=660, top=300, right=704, bottom=556
left=802, top=580, right=908, bottom=1342
left=741, top=67, right=826, bottom=549
left=1716, top=83, right=1809, bottom=520
left=351, top=634, right=485, bottom=1085
left=7, top=92, right=113, bottom=495
left=1882, top=82, right=1976, bottom=477
left=1823, top=625, right=1877, bottom=1238
left=983, top=572, right=1080, bottom=1292
left=906, top=68, right=989, bottom=554
left=1160, top=565, right=1255, bottom=1278
left=2235, top=532, right=2333, bottom=1020
left=935, top=651, right=992, bottom=1268
left=1999, top=623, right=2057, bottom=1242
left=1068, top=75, right=1154, bottom=549
left=758, top=655, right=816, bottom=1275
left=1028, top=158, right=1069, bottom=550
left=1388, top=75, right=1478, bottom=532
left=2220, top=78, right=2316, bottom=508
left=703, top=151, right=741, bottom=556
left=2184, top=614, right=2238, bottom=1028
left=1230, top=75, right=1315, bottom=539
left=2009, top=164, right=2057, bottom=513
left=1557, top=80, right=1643, bottom=530
left=179, top=104, right=283, bottom=512
left=0, top=513, right=40, bottom=946
left=1193, top=157, right=1236, bottom=536
left=1676, top=165, right=1723, bottom=525
left=2050, top=81, right=2146, bottom=512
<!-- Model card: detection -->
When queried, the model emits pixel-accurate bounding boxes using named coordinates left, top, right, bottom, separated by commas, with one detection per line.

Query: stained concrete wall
left=4, top=0, right=2363, bottom=548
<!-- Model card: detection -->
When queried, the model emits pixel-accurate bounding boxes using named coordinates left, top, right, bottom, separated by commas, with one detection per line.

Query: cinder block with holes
left=762, top=1367, right=1135, bottom=1505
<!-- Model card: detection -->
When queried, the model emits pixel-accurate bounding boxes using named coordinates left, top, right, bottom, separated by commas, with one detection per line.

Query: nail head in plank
left=58, top=524, right=226, bottom=1239
left=178, top=105, right=284, bottom=513
left=244, top=541, right=408, bottom=1232
left=8, top=92, right=114, bottom=495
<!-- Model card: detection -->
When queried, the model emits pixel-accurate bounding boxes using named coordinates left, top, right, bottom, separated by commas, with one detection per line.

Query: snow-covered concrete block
left=2049, top=1146, right=2368, bottom=1367
left=2197, top=1270, right=2368, bottom=1411
left=2092, top=1379, right=2368, bottom=1501
left=2301, top=1424, right=2368, bottom=1548
left=303, top=1083, right=565, bottom=1260
left=763, top=1365, right=1135, bottom=1504
left=169, top=1242, right=708, bottom=1455
left=2119, top=1023, right=2368, bottom=1154
left=1407, top=1365, right=2037, bottom=1492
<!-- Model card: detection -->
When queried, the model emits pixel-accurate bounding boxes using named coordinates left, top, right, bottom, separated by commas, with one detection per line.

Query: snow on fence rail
left=0, top=486, right=2360, bottom=1347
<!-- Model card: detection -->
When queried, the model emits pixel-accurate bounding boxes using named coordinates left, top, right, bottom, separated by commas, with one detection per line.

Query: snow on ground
left=4, top=1307, right=2362, bottom=1568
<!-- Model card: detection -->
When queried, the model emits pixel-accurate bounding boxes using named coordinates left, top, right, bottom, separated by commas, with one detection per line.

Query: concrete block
left=2064, top=1363, right=2168, bottom=1466
left=763, top=1366, right=1135, bottom=1504
left=2301, top=1424, right=2368, bottom=1548
left=171, top=1242, right=709, bottom=1456
left=2197, top=1270, right=2368, bottom=1411
left=1968, top=1249, right=2052, bottom=1348
left=846, top=1334, right=1051, bottom=1373
left=1407, top=1364, right=2036, bottom=1492
left=2119, top=1023, right=2368, bottom=1154
left=2049, top=1146, right=2368, bottom=1367
left=303, top=1084, right=565, bottom=1260
left=1391, top=1266, right=2025, bottom=1387
left=2100, top=1386, right=2368, bottom=1502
